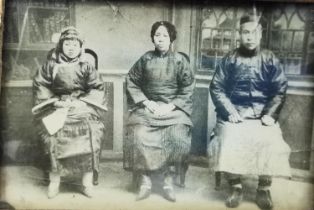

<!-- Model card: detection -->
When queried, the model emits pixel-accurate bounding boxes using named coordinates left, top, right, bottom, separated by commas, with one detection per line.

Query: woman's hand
left=70, top=100, right=87, bottom=108
left=261, top=115, right=275, bottom=126
left=228, top=112, right=243, bottom=123
left=143, top=100, right=159, bottom=113
left=54, top=100, right=71, bottom=108
left=54, top=99, right=86, bottom=109
left=154, top=103, right=175, bottom=117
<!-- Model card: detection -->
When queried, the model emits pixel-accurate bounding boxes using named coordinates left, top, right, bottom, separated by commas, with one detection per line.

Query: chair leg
left=215, top=171, right=222, bottom=190
left=132, top=170, right=140, bottom=191
left=93, top=170, right=98, bottom=186
left=174, top=156, right=189, bottom=188
left=179, top=159, right=189, bottom=188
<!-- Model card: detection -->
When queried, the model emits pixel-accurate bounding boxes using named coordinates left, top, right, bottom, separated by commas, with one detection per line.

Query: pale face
left=240, top=22, right=262, bottom=50
left=62, top=39, right=81, bottom=59
left=153, top=25, right=171, bottom=53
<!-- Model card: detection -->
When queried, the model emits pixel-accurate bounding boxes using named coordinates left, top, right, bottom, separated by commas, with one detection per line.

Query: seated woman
left=125, top=21, right=195, bottom=202
left=33, top=27, right=107, bottom=198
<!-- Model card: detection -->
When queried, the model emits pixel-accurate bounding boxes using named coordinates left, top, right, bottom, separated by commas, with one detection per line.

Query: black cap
left=240, top=13, right=260, bottom=25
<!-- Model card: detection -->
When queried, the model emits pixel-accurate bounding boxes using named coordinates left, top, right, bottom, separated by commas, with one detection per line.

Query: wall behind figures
left=75, top=1, right=170, bottom=70
left=1, top=0, right=314, bottom=179
left=279, top=94, right=314, bottom=170
left=0, top=0, right=172, bottom=165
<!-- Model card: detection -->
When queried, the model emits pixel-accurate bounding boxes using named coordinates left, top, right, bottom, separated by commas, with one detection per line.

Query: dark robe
left=124, top=50, right=195, bottom=171
left=33, top=50, right=107, bottom=176
left=208, top=47, right=291, bottom=177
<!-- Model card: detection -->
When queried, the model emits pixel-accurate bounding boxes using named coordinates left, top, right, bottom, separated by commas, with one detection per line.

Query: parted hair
left=150, top=21, right=177, bottom=43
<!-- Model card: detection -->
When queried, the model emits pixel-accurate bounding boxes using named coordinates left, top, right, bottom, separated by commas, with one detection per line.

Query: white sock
left=82, top=172, right=93, bottom=188
left=257, top=185, right=270, bottom=191
left=232, top=183, right=242, bottom=189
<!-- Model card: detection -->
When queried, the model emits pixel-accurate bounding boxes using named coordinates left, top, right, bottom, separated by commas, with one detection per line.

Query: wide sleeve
left=262, top=55, right=288, bottom=121
left=126, top=56, right=148, bottom=105
left=33, top=61, right=57, bottom=105
left=80, top=63, right=107, bottom=108
left=210, top=56, right=238, bottom=120
left=171, top=56, right=195, bottom=116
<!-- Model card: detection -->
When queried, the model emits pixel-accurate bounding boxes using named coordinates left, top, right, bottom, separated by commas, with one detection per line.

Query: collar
left=238, top=45, right=260, bottom=57
left=49, top=47, right=84, bottom=64
left=58, top=53, right=79, bottom=63
left=154, top=48, right=172, bottom=58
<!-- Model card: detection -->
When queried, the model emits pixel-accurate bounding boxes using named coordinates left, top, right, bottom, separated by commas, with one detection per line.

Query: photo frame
left=0, top=0, right=313, bottom=210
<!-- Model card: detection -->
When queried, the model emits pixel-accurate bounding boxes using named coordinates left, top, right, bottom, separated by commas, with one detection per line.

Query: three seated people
left=32, top=12, right=291, bottom=210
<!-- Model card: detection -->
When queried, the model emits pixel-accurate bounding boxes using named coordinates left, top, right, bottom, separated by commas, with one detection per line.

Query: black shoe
left=225, top=187, right=243, bottom=208
left=136, top=186, right=151, bottom=201
left=256, top=189, right=273, bottom=210
left=163, top=187, right=176, bottom=202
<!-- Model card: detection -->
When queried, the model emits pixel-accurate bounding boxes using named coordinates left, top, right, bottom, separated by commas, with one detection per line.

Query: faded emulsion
left=0, top=0, right=314, bottom=210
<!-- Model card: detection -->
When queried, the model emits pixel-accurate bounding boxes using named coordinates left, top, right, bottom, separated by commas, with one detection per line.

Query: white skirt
left=208, top=119, right=291, bottom=177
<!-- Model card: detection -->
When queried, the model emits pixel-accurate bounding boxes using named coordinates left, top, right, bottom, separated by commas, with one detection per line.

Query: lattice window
left=198, top=3, right=314, bottom=75
left=270, top=6, right=306, bottom=74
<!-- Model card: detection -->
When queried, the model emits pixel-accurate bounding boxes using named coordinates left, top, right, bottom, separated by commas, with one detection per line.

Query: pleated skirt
left=38, top=115, right=104, bottom=177
left=124, top=124, right=191, bottom=171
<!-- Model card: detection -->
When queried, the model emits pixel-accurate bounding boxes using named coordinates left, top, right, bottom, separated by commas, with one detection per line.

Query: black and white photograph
left=0, top=0, right=313, bottom=209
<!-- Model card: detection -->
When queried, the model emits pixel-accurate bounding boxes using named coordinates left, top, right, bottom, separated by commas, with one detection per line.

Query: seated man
left=209, top=13, right=291, bottom=209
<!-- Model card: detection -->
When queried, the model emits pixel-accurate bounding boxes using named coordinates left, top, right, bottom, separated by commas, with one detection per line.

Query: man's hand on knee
left=261, top=115, right=275, bottom=126
left=228, top=112, right=243, bottom=123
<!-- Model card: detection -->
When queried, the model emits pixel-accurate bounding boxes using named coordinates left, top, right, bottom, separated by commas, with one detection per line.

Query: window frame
left=195, top=2, right=314, bottom=78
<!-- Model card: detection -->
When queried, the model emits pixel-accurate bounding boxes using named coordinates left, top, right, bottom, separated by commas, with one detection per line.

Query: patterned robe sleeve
left=80, top=63, right=107, bottom=108
left=126, top=56, right=148, bottom=105
left=210, top=55, right=238, bottom=120
left=262, top=53, right=288, bottom=121
left=171, top=56, right=195, bottom=116
left=33, top=61, right=57, bottom=105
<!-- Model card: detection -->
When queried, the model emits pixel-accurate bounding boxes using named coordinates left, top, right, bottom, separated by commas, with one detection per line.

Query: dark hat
left=59, top=26, right=84, bottom=44
left=240, top=13, right=260, bottom=25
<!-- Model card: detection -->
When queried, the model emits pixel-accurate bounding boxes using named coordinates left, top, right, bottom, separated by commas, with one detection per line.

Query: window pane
left=293, top=31, right=304, bottom=52
left=285, top=56, right=302, bottom=75
left=4, top=4, right=19, bottom=43
left=305, top=32, right=314, bottom=75
left=200, top=6, right=237, bottom=70
left=198, top=3, right=313, bottom=75
left=270, top=31, right=282, bottom=51
left=28, top=8, right=70, bottom=44
left=269, top=5, right=310, bottom=75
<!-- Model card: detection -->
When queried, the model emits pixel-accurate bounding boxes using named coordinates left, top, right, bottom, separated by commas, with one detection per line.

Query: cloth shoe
left=82, top=186, right=94, bottom=198
left=82, top=172, right=94, bottom=198
left=256, top=189, right=273, bottom=210
left=136, top=185, right=151, bottom=201
left=163, top=186, right=176, bottom=202
left=162, top=173, right=176, bottom=202
left=47, top=172, right=60, bottom=199
left=47, top=181, right=60, bottom=199
left=136, top=174, right=152, bottom=201
left=225, top=187, right=243, bottom=208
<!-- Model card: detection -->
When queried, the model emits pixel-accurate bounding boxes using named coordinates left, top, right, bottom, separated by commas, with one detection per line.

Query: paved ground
left=0, top=161, right=313, bottom=210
